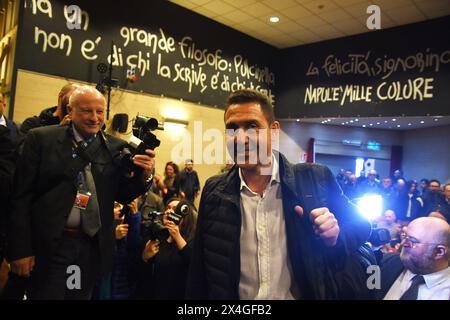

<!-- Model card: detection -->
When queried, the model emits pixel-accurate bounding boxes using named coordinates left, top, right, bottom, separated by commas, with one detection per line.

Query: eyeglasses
left=402, top=236, right=441, bottom=248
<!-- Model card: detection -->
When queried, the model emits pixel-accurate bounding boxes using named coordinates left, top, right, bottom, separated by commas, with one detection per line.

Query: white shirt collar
left=404, top=267, right=450, bottom=289
left=239, top=153, right=280, bottom=193
left=72, top=124, right=96, bottom=143
left=0, top=115, right=6, bottom=127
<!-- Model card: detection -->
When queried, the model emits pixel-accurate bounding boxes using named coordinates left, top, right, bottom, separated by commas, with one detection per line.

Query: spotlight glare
left=357, top=194, right=383, bottom=221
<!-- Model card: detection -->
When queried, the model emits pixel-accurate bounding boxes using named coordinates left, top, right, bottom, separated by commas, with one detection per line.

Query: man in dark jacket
left=186, top=89, right=371, bottom=300
left=7, top=86, right=155, bottom=299
left=19, top=83, right=79, bottom=134
left=179, top=159, right=200, bottom=207
left=0, top=125, right=15, bottom=267
left=0, top=93, right=22, bottom=281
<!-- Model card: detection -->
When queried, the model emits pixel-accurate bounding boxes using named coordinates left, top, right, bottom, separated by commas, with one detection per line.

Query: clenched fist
left=294, top=205, right=340, bottom=247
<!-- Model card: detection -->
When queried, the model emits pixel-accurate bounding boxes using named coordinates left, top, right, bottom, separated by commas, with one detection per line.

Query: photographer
left=7, top=86, right=155, bottom=300
left=134, top=197, right=196, bottom=300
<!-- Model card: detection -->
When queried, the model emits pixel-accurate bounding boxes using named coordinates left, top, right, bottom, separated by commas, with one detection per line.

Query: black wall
left=15, top=0, right=277, bottom=109
left=14, top=1, right=450, bottom=119
left=276, top=16, right=450, bottom=119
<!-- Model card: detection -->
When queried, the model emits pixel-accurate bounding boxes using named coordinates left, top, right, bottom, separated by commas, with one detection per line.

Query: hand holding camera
left=142, top=239, right=160, bottom=262
left=120, top=116, right=161, bottom=176
left=115, top=223, right=129, bottom=240
left=140, top=200, right=191, bottom=244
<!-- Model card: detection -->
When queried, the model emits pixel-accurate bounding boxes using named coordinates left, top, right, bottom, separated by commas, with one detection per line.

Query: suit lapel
left=56, top=127, right=78, bottom=184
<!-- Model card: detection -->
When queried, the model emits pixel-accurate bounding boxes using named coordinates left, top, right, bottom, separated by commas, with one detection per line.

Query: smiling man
left=7, top=86, right=155, bottom=299
left=187, top=89, right=371, bottom=300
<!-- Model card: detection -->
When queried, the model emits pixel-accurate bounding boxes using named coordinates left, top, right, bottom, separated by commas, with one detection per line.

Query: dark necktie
left=81, top=162, right=102, bottom=237
left=400, top=275, right=425, bottom=300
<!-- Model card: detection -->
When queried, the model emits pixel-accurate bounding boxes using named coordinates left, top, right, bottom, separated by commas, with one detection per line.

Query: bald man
left=7, top=86, right=155, bottom=299
left=378, top=217, right=450, bottom=300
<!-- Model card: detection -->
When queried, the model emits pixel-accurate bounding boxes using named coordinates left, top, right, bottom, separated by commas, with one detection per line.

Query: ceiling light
left=392, top=118, right=396, bottom=121
left=362, top=125, right=366, bottom=127
left=384, top=121, right=388, bottom=123
left=369, top=124, right=373, bottom=126
left=434, top=118, right=438, bottom=121
left=269, top=16, right=280, bottom=23
left=296, top=119, right=300, bottom=122
left=355, top=119, right=359, bottom=122
left=397, top=125, right=401, bottom=128
left=408, top=123, right=412, bottom=126
left=376, top=122, right=380, bottom=125
left=350, top=120, right=354, bottom=123
left=420, top=120, right=425, bottom=124
left=341, top=123, right=345, bottom=125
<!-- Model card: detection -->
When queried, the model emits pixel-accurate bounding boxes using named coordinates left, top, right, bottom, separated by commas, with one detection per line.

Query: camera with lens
left=120, top=115, right=162, bottom=173
left=368, top=227, right=391, bottom=247
left=140, top=200, right=191, bottom=242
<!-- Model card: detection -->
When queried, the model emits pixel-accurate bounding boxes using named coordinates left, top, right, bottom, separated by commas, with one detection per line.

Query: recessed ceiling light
left=362, top=125, right=366, bottom=127
left=392, top=118, right=397, bottom=121
left=345, top=122, right=348, bottom=124
left=384, top=120, right=388, bottom=123
left=269, top=16, right=280, bottom=23
left=376, top=122, right=380, bottom=125
left=397, top=124, right=401, bottom=128
left=350, top=120, right=354, bottom=123
left=369, top=123, right=373, bottom=126
left=434, top=118, right=438, bottom=121
left=408, top=123, right=412, bottom=126
left=296, top=119, right=300, bottom=122
left=355, top=119, right=359, bottom=122
left=420, top=120, right=425, bottom=124
left=341, top=123, right=345, bottom=125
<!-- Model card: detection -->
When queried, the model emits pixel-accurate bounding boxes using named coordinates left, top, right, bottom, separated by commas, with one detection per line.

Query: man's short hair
left=60, top=83, right=78, bottom=96
left=430, top=179, right=441, bottom=186
left=69, top=85, right=104, bottom=109
left=225, top=89, right=275, bottom=124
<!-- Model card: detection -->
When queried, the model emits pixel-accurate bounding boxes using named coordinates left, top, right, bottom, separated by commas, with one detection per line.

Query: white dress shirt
left=0, top=115, right=6, bottom=127
left=384, top=267, right=450, bottom=300
left=238, top=154, right=299, bottom=300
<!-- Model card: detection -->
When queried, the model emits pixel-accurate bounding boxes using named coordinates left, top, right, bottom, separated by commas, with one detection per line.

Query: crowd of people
left=336, top=168, right=450, bottom=223
left=0, top=86, right=448, bottom=300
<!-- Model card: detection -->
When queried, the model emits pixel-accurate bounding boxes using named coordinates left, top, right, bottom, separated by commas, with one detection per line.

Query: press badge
left=74, top=191, right=91, bottom=210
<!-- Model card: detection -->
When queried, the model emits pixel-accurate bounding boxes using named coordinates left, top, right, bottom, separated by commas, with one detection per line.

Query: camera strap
left=63, top=129, right=105, bottom=181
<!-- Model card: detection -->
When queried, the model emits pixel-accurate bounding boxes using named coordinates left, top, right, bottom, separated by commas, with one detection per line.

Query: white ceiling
left=290, top=115, right=450, bottom=130
left=170, top=0, right=450, bottom=48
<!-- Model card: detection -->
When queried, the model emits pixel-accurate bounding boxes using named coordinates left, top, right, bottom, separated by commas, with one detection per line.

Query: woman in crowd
left=134, top=197, right=196, bottom=299
left=155, top=162, right=181, bottom=205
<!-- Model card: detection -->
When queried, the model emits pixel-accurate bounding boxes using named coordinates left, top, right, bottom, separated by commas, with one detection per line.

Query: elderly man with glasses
left=377, top=217, right=450, bottom=300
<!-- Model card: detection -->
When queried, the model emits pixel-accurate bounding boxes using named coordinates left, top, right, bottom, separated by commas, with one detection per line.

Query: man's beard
left=400, top=249, right=434, bottom=274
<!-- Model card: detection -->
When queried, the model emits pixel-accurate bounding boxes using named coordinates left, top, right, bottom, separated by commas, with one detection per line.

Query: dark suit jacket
left=375, top=253, right=404, bottom=299
left=7, top=125, right=147, bottom=272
